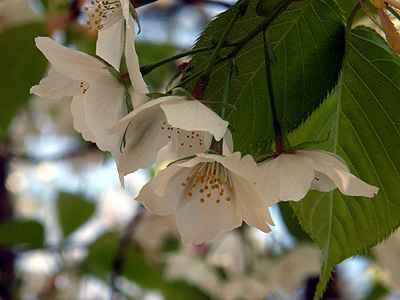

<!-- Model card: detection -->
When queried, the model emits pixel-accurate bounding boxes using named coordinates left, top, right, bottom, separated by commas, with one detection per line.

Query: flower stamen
left=84, top=0, right=123, bottom=33
left=180, top=161, right=234, bottom=204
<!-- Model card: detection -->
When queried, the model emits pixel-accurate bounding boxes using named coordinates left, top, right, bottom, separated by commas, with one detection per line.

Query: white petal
left=161, top=97, right=229, bottom=141
left=204, top=152, right=259, bottom=184
left=30, top=68, right=85, bottom=99
left=305, top=150, right=350, bottom=171
left=309, top=151, right=379, bottom=197
left=174, top=130, right=211, bottom=158
left=108, top=97, right=168, bottom=135
left=125, top=17, right=148, bottom=94
left=135, top=166, right=185, bottom=216
left=84, top=75, right=126, bottom=152
left=117, top=102, right=170, bottom=175
left=70, top=95, right=95, bottom=142
left=120, top=0, right=131, bottom=23
left=96, top=18, right=124, bottom=71
left=232, top=175, right=274, bottom=233
left=258, top=153, right=315, bottom=201
left=222, top=128, right=234, bottom=155
left=310, top=171, right=336, bottom=192
left=35, top=37, right=107, bottom=83
left=278, top=153, right=315, bottom=201
left=128, top=87, right=149, bottom=109
left=175, top=192, right=242, bottom=244
left=156, top=141, right=179, bottom=164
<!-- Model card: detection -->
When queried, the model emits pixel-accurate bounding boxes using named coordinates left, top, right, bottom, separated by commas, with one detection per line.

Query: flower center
left=84, top=0, right=122, bottom=32
left=181, top=162, right=234, bottom=204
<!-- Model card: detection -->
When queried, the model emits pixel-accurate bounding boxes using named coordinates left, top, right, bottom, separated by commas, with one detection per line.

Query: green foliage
left=0, top=219, right=44, bottom=249
left=184, top=0, right=345, bottom=157
left=81, top=232, right=209, bottom=300
left=336, top=0, right=359, bottom=17
left=289, top=27, right=400, bottom=299
left=56, top=192, right=96, bottom=238
left=0, top=22, right=47, bottom=138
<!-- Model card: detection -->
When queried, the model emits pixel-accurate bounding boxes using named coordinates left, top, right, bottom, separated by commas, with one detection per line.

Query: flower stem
left=263, top=29, right=290, bottom=153
left=345, top=1, right=361, bottom=49
left=140, top=46, right=216, bottom=76
left=192, top=0, right=249, bottom=99
left=220, top=58, right=235, bottom=119
left=228, top=0, right=292, bottom=58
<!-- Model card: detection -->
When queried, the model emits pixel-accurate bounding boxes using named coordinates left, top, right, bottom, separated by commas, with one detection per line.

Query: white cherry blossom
left=257, top=150, right=379, bottom=202
left=30, top=37, right=132, bottom=158
left=108, top=95, right=229, bottom=179
left=84, top=0, right=148, bottom=94
left=135, top=152, right=275, bottom=244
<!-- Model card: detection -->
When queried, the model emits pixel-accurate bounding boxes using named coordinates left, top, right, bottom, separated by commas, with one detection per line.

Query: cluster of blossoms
left=31, top=0, right=379, bottom=244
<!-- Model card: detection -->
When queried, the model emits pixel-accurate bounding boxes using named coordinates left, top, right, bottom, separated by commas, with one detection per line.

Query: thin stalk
left=263, top=29, right=289, bottom=153
left=140, top=45, right=215, bottom=76
left=229, top=0, right=292, bottom=58
left=221, top=58, right=234, bottom=119
left=202, top=3, right=244, bottom=79
left=345, top=1, right=361, bottom=49
left=192, top=0, right=249, bottom=99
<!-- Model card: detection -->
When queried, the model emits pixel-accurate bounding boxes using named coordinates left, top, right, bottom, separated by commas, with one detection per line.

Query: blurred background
left=0, top=0, right=400, bottom=299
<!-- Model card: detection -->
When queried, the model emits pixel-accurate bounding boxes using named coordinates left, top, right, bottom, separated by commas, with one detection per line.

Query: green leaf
left=0, top=22, right=47, bottom=138
left=81, top=232, right=209, bottom=300
left=0, top=219, right=44, bottom=248
left=289, top=27, right=400, bottom=299
left=184, top=0, right=345, bottom=156
left=336, top=0, right=359, bottom=18
left=56, top=192, right=96, bottom=238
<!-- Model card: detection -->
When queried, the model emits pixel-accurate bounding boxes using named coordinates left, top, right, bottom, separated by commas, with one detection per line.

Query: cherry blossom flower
left=135, top=152, right=275, bottom=244
left=30, top=37, right=133, bottom=158
left=84, top=0, right=148, bottom=94
left=108, top=95, right=229, bottom=179
left=257, top=150, right=379, bottom=202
